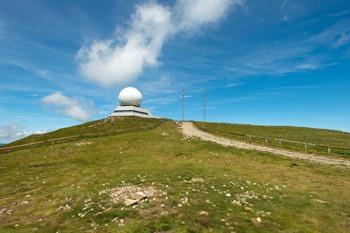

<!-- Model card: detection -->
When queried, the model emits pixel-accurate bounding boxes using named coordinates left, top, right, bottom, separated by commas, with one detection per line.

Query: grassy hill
left=5, top=117, right=165, bottom=148
left=195, top=121, right=350, bottom=158
left=1, top=117, right=350, bottom=232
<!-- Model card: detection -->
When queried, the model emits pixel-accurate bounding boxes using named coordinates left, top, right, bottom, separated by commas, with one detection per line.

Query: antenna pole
left=203, top=90, right=207, bottom=122
left=181, top=88, right=185, bottom=121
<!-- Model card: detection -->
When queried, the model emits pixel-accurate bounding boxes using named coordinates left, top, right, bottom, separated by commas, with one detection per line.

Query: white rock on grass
left=199, top=211, right=209, bottom=216
left=191, top=177, right=204, bottom=183
left=180, top=197, right=188, bottom=204
left=108, top=185, right=157, bottom=207
left=124, top=198, right=144, bottom=206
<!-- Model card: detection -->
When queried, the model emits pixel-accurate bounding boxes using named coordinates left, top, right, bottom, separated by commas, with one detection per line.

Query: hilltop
left=1, top=117, right=350, bottom=233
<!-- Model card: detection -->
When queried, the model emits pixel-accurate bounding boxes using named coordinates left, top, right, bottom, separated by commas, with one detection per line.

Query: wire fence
left=0, top=119, right=167, bottom=154
left=194, top=123, right=350, bottom=157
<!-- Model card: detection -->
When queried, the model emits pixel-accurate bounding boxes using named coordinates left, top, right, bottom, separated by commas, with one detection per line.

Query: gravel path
left=181, top=122, right=350, bottom=168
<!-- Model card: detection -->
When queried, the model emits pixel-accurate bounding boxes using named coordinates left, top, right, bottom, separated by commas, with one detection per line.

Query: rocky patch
left=106, top=185, right=158, bottom=206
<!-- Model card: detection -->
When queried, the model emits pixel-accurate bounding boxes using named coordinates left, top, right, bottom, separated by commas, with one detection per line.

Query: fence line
left=194, top=123, right=350, bottom=155
left=0, top=119, right=166, bottom=154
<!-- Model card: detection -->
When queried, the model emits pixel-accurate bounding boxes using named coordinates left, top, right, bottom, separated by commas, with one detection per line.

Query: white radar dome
left=118, top=87, right=143, bottom=107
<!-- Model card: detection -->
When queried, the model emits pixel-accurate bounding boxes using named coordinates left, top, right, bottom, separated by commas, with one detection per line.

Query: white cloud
left=77, top=2, right=172, bottom=87
left=174, top=0, right=242, bottom=32
left=77, top=0, right=244, bottom=87
left=33, top=130, right=48, bottom=135
left=0, top=123, right=29, bottom=144
left=42, top=92, right=94, bottom=121
left=0, top=123, right=50, bottom=144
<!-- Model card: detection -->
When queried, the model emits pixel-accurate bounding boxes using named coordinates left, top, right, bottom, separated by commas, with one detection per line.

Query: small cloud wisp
left=42, top=92, right=94, bottom=121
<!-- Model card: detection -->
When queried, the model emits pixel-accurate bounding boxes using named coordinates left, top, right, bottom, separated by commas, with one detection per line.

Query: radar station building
left=110, top=87, right=154, bottom=118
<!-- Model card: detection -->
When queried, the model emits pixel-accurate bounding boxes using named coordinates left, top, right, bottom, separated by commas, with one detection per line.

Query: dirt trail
left=180, top=122, right=350, bottom=168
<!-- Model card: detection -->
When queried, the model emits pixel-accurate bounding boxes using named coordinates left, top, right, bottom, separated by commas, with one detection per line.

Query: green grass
left=1, top=118, right=350, bottom=232
left=195, top=121, right=350, bottom=158
left=5, top=117, right=165, bottom=148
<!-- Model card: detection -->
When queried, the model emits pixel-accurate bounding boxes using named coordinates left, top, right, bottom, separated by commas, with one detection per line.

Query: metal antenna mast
left=203, top=90, right=207, bottom=122
left=181, top=88, right=185, bottom=121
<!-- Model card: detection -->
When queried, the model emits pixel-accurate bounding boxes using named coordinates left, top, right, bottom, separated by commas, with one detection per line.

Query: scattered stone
left=191, top=177, right=204, bottom=183
left=233, top=191, right=259, bottom=207
left=75, top=141, right=93, bottom=146
left=232, top=200, right=241, bottom=206
left=124, top=198, right=143, bottom=206
left=56, top=204, right=71, bottom=212
left=107, top=185, right=157, bottom=207
left=180, top=197, right=188, bottom=204
left=0, top=208, right=7, bottom=215
left=161, top=211, right=168, bottom=215
left=21, top=200, right=29, bottom=205
left=256, top=217, right=262, bottom=223
left=199, top=210, right=209, bottom=216
left=312, top=199, right=327, bottom=204
left=112, top=218, right=117, bottom=224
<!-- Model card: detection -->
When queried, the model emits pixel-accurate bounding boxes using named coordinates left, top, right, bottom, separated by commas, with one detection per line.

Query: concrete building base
left=109, top=106, right=155, bottom=118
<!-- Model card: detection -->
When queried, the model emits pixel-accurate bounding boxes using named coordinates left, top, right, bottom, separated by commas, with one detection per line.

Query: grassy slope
left=5, top=117, right=164, bottom=147
left=195, top=121, right=350, bottom=158
left=0, top=118, right=350, bottom=233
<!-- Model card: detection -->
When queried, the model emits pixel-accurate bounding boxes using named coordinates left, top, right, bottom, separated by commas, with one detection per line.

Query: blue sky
left=0, top=0, right=350, bottom=143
